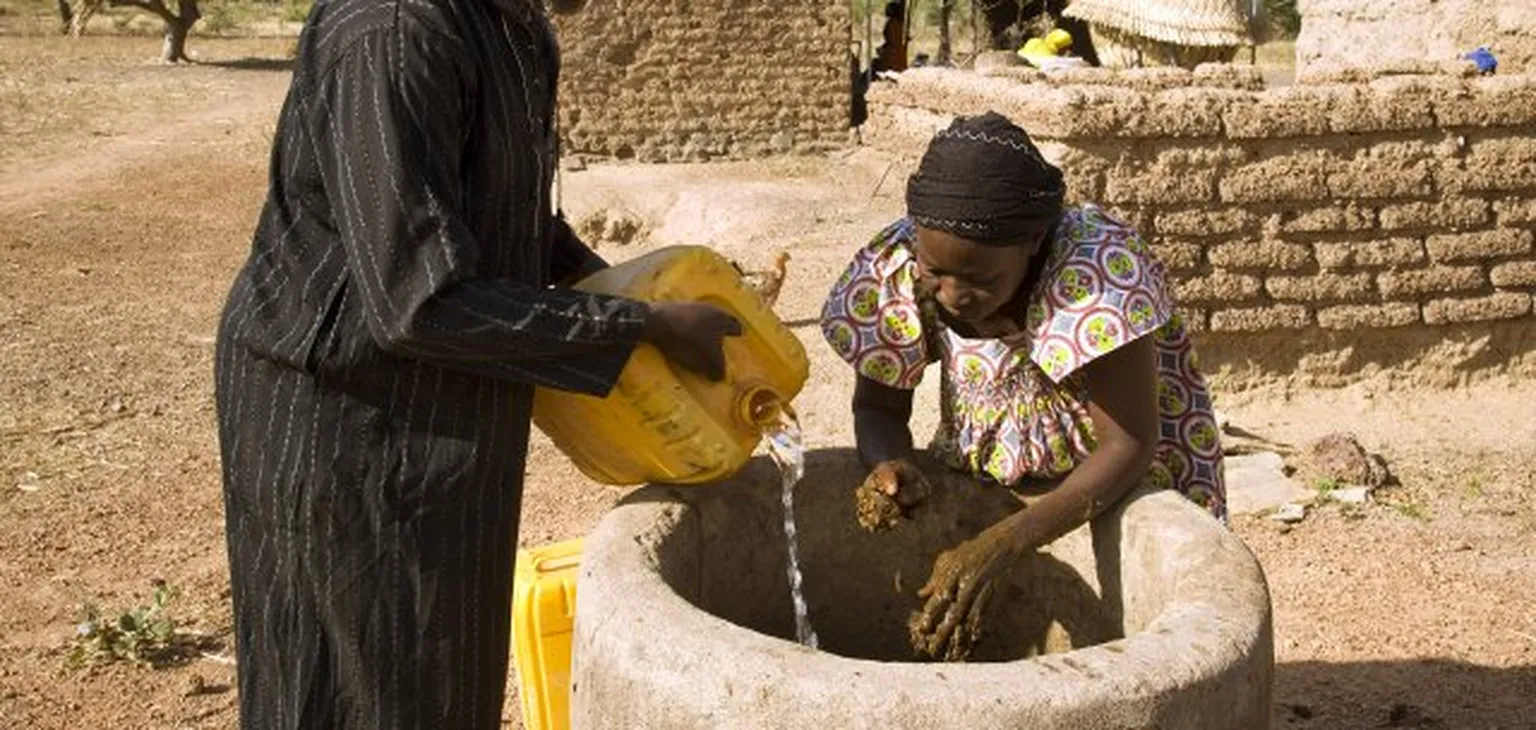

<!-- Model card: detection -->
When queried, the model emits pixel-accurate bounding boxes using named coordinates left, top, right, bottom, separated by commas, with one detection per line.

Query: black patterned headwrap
left=905, top=111, right=1066, bottom=244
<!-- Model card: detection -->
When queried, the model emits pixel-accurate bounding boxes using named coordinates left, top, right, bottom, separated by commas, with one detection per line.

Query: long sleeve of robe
left=307, top=14, right=645, bottom=395
left=211, top=1, right=640, bottom=728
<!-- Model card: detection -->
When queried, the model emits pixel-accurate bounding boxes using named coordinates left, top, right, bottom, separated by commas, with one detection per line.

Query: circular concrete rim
left=572, top=484, right=1275, bottom=727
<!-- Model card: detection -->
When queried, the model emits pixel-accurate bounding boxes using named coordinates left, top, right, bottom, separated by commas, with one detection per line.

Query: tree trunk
left=56, top=0, right=73, bottom=34
left=937, top=0, right=952, bottom=65
left=162, top=18, right=191, bottom=62
left=970, top=0, right=979, bottom=57
left=863, top=0, right=873, bottom=70
left=110, top=0, right=200, bottom=62
left=160, top=0, right=200, bottom=62
left=69, top=0, right=98, bottom=38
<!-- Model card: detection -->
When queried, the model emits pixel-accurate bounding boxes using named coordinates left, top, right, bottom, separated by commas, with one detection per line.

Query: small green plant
left=68, top=581, right=181, bottom=668
left=1391, top=501, right=1431, bottom=522
left=1463, top=475, right=1485, bottom=501
left=282, top=0, right=313, bottom=23
left=1313, top=477, right=1341, bottom=501
left=200, top=1, right=237, bottom=35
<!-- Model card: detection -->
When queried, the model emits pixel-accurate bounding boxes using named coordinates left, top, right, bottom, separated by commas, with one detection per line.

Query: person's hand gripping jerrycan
left=531, top=245, right=810, bottom=486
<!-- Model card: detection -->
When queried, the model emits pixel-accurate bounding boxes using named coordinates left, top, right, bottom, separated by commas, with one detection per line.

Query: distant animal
left=733, top=250, right=791, bottom=309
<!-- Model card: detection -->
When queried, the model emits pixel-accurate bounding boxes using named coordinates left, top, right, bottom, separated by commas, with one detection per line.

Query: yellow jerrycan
left=511, top=537, right=582, bottom=730
left=531, top=245, right=809, bottom=485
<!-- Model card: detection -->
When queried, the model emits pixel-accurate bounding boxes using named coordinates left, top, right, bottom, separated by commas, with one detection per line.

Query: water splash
left=764, top=409, right=819, bottom=649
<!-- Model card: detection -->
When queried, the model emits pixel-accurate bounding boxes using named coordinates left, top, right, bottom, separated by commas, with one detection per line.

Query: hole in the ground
left=647, top=449, right=1125, bottom=662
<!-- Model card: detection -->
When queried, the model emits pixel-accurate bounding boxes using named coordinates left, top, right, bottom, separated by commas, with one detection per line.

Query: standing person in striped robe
left=212, top=0, right=739, bottom=727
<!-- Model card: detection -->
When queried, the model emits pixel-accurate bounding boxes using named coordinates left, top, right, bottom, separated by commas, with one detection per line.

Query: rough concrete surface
left=1265, top=272, right=1376, bottom=304
left=1315, top=302, right=1422, bottom=330
left=570, top=451, right=1274, bottom=729
left=1281, top=203, right=1377, bottom=234
left=1212, top=304, right=1314, bottom=332
left=1225, top=452, right=1314, bottom=516
left=1314, top=238, right=1426, bottom=269
left=863, top=67, right=1536, bottom=370
left=1298, top=0, right=1536, bottom=76
left=551, top=0, right=849, bottom=162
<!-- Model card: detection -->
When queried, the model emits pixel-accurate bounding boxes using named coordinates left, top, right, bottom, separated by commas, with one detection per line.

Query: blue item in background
left=1461, top=46, right=1498, bottom=75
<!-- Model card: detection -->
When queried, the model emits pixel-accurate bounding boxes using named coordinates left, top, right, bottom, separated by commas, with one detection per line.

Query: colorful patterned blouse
left=820, top=204, right=1227, bottom=521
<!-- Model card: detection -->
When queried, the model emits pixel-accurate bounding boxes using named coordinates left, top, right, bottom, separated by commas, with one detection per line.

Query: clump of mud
left=854, top=477, right=904, bottom=532
left=1295, top=432, right=1394, bottom=488
left=574, top=208, right=647, bottom=248
left=906, top=598, right=989, bottom=662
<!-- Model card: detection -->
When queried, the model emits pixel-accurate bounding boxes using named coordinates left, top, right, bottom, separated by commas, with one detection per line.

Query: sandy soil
left=0, top=33, right=1532, bottom=730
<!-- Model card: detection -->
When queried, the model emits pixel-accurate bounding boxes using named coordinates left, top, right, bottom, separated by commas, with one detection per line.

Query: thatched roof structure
left=1063, top=0, right=1255, bottom=48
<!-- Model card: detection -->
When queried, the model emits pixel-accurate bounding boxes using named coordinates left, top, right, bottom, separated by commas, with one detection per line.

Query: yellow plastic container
left=512, top=538, right=583, bottom=730
left=532, top=245, right=810, bottom=486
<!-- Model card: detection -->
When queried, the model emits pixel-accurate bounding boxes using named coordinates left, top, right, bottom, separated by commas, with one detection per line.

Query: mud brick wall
left=862, top=68, right=1536, bottom=385
left=1298, top=0, right=1536, bottom=77
left=552, top=0, right=850, bottom=162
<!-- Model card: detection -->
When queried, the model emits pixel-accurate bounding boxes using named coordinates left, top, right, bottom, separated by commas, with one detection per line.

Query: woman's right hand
left=855, top=458, right=933, bottom=531
left=643, top=302, right=742, bottom=382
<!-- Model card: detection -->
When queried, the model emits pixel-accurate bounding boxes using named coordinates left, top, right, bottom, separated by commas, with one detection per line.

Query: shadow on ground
left=1273, top=658, right=1536, bottom=728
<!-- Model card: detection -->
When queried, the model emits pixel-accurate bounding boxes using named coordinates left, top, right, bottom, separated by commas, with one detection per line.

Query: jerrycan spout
left=739, top=385, right=792, bottom=433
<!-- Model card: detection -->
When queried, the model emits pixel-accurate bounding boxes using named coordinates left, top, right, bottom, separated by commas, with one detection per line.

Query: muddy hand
left=855, top=459, right=933, bottom=532
left=910, top=530, right=1015, bottom=661
left=873, top=459, right=933, bottom=508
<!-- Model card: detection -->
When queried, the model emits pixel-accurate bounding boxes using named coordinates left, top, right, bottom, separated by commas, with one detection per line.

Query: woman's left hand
left=909, top=526, right=1020, bottom=661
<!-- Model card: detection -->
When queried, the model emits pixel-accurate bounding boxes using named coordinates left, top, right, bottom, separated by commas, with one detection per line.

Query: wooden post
left=938, top=0, right=952, bottom=65
left=904, top=0, right=914, bottom=58
left=864, top=0, right=874, bottom=69
left=1248, top=0, right=1260, bottom=64
left=971, top=0, right=978, bottom=58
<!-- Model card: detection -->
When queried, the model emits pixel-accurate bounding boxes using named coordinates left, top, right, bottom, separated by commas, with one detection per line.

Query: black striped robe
left=212, top=0, right=642, bottom=727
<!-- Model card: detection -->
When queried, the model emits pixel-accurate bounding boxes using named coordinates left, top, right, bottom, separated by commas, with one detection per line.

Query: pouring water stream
left=763, top=408, right=819, bottom=649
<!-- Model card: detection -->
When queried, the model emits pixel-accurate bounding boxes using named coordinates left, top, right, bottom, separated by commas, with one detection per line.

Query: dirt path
left=0, top=77, right=286, bottom=216
left=0, top=36, right=292, bottom=216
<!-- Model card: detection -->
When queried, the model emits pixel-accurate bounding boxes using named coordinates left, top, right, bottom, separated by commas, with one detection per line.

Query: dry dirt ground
left=0, top=33, right=1533, bottom=730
